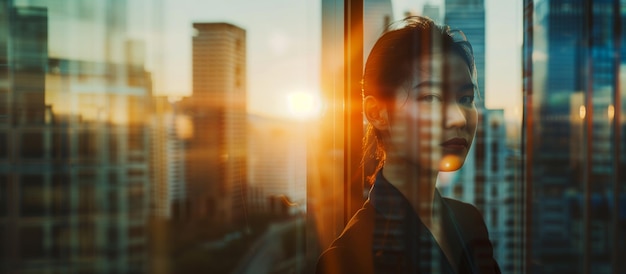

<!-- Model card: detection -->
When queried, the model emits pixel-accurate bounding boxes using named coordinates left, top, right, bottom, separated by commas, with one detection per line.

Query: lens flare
left=439, top=154, right=463, bottom=171
left=287, top=91, right=321, bottom=120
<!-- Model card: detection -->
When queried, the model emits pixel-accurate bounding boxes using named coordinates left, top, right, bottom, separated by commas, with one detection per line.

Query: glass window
left=0, top=175, right=6, bottom=217
left=20, top=131, right=43, bottom=159
left=52, top=173, right=70, bottom=216
left=20, top=226, right=45, bottom=260
left=525, top=0, right=626, bottom=272
left=4, top=0, right=625, bottom=273
left=20, top=174, right=45, bottom=217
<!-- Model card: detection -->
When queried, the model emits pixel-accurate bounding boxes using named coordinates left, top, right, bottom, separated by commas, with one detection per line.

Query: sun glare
left=287, top=91, right=321, bottom=120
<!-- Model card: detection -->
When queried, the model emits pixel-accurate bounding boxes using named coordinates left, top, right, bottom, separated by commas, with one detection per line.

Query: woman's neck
left=381, top=158, right=439, bottom=228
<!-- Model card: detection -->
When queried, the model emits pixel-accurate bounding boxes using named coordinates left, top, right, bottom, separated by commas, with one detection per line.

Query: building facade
left=181, top=22, right=247, bottom=225
left=151, top=97, right=186, bottom=219
left=0, top=1, right=156, bottom=272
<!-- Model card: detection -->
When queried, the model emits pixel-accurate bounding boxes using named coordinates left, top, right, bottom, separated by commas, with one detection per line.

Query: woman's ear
left=364, top=95, right=389, bottom=130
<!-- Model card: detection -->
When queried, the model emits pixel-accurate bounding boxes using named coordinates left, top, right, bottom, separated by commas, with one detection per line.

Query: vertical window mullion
left=343, top=0, right=364, bottom=224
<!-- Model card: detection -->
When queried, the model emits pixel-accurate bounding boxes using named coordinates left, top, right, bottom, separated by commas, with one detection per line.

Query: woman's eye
left=458, top=95, right=475, bottom=106
left=418, top=94, right=442, bottom=103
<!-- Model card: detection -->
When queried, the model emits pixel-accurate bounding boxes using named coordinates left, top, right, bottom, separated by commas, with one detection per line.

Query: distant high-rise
left=422, top=3, right=441, bottom=23
left=2, top=3, right=47, bottom=126
left=443, top=0, right=487, bottom=218
left=363, top=0, right=394, bottom=62
left=0, top=4, right=49, bottom=271
left=445, top=0, right=485, bottom=108
left=442, top=0, right=487, bottom=207
left=181, top=22, right=247, bottom=225
left=151, top=97, right=187, bottom=219
left=441, top=1, right=523, bottom=272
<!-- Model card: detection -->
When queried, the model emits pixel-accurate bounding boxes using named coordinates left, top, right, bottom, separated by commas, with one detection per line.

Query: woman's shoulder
left=441, top=197, right=490, bottom=237
left=317, top=245, right=374, bottom=274
left=323, top=200, right=376, bottom=251
left=442, top=197, right=502, bottom=273
left=441, top=196, right=481, bottom=216
left=316, top=201, right=376, bottom=274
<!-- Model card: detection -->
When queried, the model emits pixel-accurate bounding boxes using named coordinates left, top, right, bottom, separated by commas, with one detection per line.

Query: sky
left=153, top=0, right=522, bottom=121
left=153, top=0, right=321, bottom=119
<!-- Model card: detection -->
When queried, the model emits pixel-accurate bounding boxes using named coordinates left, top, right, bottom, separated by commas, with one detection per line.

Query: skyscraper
left=181, top=22, right=247, bottom=225
left=442, top=1, right=524, bottom=272
left=0, top=1, right=154, bottom=272
left=445, top=0, right=486, bottom=108
left=0, top=3, right=49, bottom=271
left=422, top=3, right=441, bottom=23
left=151, top=97, right=187, bottom=219
left=443, top=0, right=487, bottom=214
left=442, top=0, right=487, bottom=207
left=363, top=0, right=394, bottom=62
left=525, top=0, right=626, bottom=272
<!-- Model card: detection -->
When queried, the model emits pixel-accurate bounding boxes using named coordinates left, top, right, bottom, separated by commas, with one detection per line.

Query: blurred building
left=0, top=1, right=154, bottom=273
left=445, top=0, right=486, bottom=108
left=441, top=0, right=524, bottom=272
left=47, top=56, right=152, bottom=274
left=481, top=109, right=522, bottom=273
left=363, top=0, right=394, bottom=63
left=0, top=3, right=49, bottom=271
left=526, top=0, right=626, bottom=272
left=422, top=3, right=441, bottom=23
left=180, top=22, right=247, bottom=225
left=442, top=0, right=487, bottom=210
left=247, top=115, right=307, bottom=216
left=151, top=97, right=186, bottom=219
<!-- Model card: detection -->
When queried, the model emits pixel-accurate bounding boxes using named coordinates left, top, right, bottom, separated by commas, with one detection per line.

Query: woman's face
left=384, top=52, right=477, bottom=172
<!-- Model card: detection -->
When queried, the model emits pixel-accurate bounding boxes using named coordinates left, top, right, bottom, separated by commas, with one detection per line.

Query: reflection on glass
left=2, top=1, right=153, bottom=273
left=9, top=0, right=616, bottom=273
left=316, top=13, right=506, bottom=272
left=526, top=0, right=626, bottom=273
left=2, top=0, right=315, bottom=273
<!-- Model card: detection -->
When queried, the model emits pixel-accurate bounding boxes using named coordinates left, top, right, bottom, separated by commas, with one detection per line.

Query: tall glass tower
left=445, top=0, right=486, bottom=108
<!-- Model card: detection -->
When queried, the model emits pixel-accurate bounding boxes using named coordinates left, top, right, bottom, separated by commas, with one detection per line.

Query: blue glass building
left=527, top=0, right=626, bottom=272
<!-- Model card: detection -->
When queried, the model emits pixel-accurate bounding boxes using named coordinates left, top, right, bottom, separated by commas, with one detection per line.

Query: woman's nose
left=444, top=103, right=467, bottom=128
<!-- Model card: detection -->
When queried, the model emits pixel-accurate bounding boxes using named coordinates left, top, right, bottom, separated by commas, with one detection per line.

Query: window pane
left=2, top=0, right=317, bottom=273
left=525, top=0, right=626, bottom=272
left=16, top=0, right=626, bottom=273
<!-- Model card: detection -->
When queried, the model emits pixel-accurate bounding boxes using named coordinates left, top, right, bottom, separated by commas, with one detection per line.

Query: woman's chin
left=438, top=154, right=464, bottom=172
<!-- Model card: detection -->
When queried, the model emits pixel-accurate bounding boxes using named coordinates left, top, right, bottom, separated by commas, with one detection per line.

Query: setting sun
left=286, top=91, right=321, bottom=120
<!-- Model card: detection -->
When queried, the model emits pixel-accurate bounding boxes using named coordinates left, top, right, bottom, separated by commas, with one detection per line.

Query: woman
left=316, top=16, right=501, bottom=273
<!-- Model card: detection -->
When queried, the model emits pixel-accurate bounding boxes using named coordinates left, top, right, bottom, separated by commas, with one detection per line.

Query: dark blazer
left=316, top=175, right=501, bottom=274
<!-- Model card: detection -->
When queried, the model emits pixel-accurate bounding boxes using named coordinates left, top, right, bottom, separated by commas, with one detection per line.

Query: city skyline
left=9, top=0, right=521, bottom=120
left=10, top=0, right=522, bottom=122
left=1, top=0, right=623, bottom=273
left=151, top=0, right=521, bottom=121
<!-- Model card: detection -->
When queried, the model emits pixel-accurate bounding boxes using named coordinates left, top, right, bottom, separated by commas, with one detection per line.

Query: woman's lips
left=440, top=138, right=468, bottom=150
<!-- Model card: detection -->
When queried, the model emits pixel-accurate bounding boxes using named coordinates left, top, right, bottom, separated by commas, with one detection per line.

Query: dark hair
left=361, top=16, right=477, bottom=184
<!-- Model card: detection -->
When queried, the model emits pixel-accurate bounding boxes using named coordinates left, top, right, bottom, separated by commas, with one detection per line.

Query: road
left=232, top=217, right=304, bottom=274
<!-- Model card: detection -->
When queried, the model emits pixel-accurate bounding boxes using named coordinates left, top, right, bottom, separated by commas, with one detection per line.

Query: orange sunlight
left=286, top=90, right=321, bottom=120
